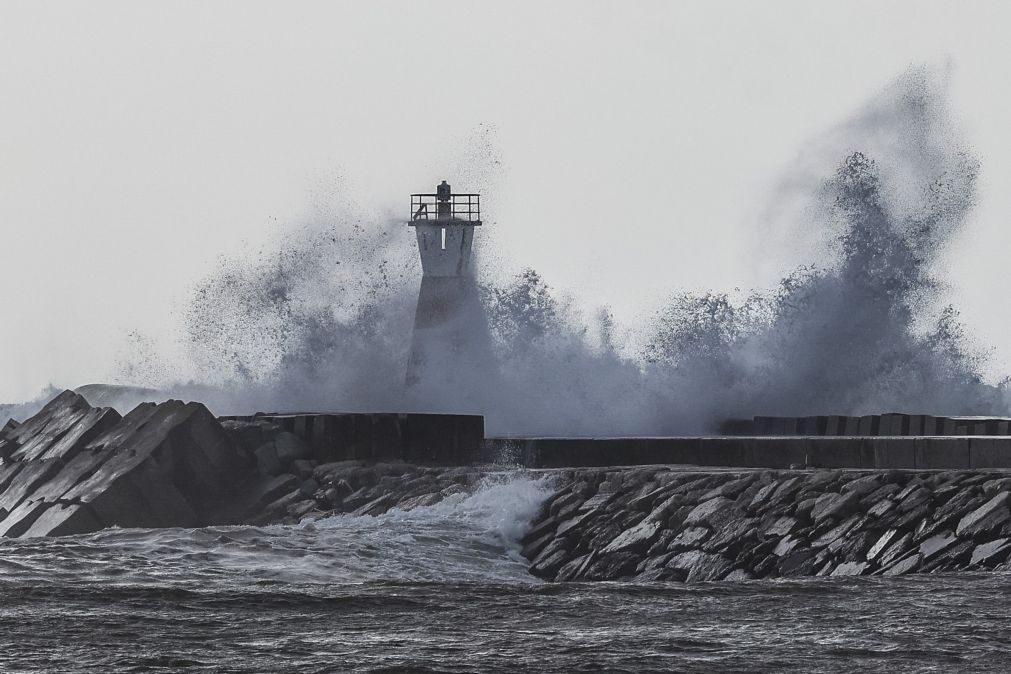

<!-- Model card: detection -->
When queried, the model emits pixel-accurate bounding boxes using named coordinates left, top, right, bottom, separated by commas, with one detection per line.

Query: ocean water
left=1, top=474, right=1009, bottom=673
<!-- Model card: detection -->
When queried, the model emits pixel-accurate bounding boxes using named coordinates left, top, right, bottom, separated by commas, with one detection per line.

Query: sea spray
left=100, top=66, right=1009, bottom=435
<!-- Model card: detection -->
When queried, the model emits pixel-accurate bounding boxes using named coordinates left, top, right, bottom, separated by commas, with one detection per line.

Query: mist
left=9, top=67, right=1010, bottom=436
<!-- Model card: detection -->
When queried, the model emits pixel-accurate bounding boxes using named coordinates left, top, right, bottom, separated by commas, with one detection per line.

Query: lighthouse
left=406, top=181, right=494, bottom=404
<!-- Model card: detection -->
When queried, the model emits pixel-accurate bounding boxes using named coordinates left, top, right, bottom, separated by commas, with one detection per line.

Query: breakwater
left=486, top=436, right=1011, bottom=469
left=521, top=467, right=1011, bottom=581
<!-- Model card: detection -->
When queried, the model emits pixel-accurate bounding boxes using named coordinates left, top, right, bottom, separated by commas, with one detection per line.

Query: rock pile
left=0, top=391, right=251, bottom=536
left=522, top=468, right=1011, bottom=582
left=268, top=461, right=491, bottom=524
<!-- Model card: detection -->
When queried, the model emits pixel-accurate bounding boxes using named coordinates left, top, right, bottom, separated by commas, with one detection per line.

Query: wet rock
left=290, top=459, right=316, bottom=481
left=918, top=531, right=958, bottom=561
left=777, top=549, right=816, bottom=576
left=896, top=486, right=931, bottom=513
left=724, top=568, right=754, bottom=581
left=254, top=442, right=283, bottom=477
left=970, top=538, right=1011, bottom=567
left=811, top=514, right=861, bottom=549
left=866, top=498, right=896, bottom=519
left=881, top=553, right=921, bottom=576
left=878, top=532, right=914, bottom=567
left=667, top=550, right=732, bottom=583
left=530, top=539, right=571, bottom=579
left=684, top=497, right=735, bottom=528
left=521, top=515, right=559, bottom=546
left=762, top=515, right=799, bottom=538
left=667, top=526, right=711, bottom=552
left=866, top=529, right=900, bottom=562
left=956, top=492, right=1011, bottom=538
left=521, top=531, right=556, bottom=560
left=583, top=551, right=640, bottom=581
left=811, top=492, right=860, bottom=524
left=748, top=482, right=780, bottom=512
left=831, top=561, right=868, bottom=577
left=773, top=536, right=801, bottom=557
left=601, top=516, right=662, bottom=555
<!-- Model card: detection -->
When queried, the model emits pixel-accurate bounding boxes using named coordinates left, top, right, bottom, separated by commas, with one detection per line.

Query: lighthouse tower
left=406, top=181, right=494, bottom=403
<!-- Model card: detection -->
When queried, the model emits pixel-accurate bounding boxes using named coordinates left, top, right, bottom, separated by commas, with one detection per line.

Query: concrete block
left=908, top=415, right=925, bottom=436
left=872, top=438, right=916, bottom=469
left=753, top=417, right=775, bottom=435
left=858, top=415, right=880, bottom=436
left=970, top=438, right=1011, bottom=468
left=915, top=437, right=970, bottom=469
left=806, top=438, right=873, bottom=469
left=880, top=414, right=909, bottom=436
left=824, top=416, right=846, bottom=436
left=922, top=416, right=938, bottom=436
left=843, top=417, right=861, bottom=435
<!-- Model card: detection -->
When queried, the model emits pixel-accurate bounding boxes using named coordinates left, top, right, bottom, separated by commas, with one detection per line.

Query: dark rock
left=956, top=492, right=1011, bottom=538
left=724, top=568, right=754, bottom=581
left=521, top=515, right=559, bottom=547
left=601, top=516, right=662, bottom=555
left=918, top=530, right=958, bottom=561
left=811, top=492, right=860, bottom=523
left=842, top=474, right=882, bottom=497
left=777, top=549, right=816, bottom=576
left=762, top=515, right=799, bottom=538
left=583, top=551, right=640, bottom=580
left=521, top=531, right=556, bottom=560
left=896, top=486, right=931, bottom=513
left=667, top=526, right=711, bottom=552
left=555, top=552, right=595, bottom=582
left=860, top=482, right=901, bottom=508
left=703, top=518, right=759, bottom=555
left=881, top=552, right=921, bottom=576
left=299, top=478, right=320, bottom=498
left=646, top=529, right=679, bottom=557
left=254, top=442, right=283, bottom=477
left=867, top=498, right=896, bottom=519
left=866, top=529, right=899, bottom=562
left=252, top=474, right=301, bottom=509
left=892, top=503, right=933, bottom=532
left=290, top=459, right=316, bottom=481
left=831, top=561, right=868, bottom=576
left=970, top=538, right=1011, bottom=567
left=667, top=550, right=732, bottom=582
left=878, top=532, right=914, bottom=567
left=530, top=539, right=571, bottom=578
left=684, top=497, right=736, bottom=528
left=811, top=514, right=861, bottom=549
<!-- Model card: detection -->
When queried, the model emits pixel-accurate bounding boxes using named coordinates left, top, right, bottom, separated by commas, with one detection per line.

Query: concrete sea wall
left=487, top=436, right=1011, bottom=469
left=723, top=413, right=1011, bottom=436
left=521, top=467, right=1011, bottom=582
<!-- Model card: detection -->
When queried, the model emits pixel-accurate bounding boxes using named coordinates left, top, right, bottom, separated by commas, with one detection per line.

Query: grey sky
left=1, top=0, right=1010, bottom=401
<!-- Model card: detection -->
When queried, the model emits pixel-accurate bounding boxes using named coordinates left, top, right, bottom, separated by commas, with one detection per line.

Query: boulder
left=583, top=551, right=640, bottom=581
left=831, top=561, right=868, bottom=577
left=684, top=497, right=735, bottom=528
left=811, top=492, right=860, bottom=523
left=274, top=431, right=311, bottom=466
left=956, top=492, right=1011, bottom=538
left=970, top=538, right=1011, bottom=567
left=254, top=442, right=283, bottom=477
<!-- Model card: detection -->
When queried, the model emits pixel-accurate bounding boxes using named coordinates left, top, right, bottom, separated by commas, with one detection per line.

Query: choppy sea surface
left=0, top=474, right=1009, bottom=673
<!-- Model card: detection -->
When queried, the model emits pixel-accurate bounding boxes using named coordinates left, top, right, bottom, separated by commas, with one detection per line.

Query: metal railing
left=410, top=193, right=481, bottom=224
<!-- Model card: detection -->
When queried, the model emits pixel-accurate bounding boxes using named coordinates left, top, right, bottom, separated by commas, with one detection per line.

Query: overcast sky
left=2, top=0, right=1010, bottom=402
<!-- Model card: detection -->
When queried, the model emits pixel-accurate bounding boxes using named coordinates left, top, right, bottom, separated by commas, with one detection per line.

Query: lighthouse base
left=406, top=275, right=495, bottom=410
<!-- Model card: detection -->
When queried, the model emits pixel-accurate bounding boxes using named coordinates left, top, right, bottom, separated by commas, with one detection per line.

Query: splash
left=101, top=66, right=1010, bottom=435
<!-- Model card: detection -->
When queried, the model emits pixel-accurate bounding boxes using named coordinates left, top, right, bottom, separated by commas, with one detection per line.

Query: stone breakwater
left=521, top=468, right=1011, bottom=582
